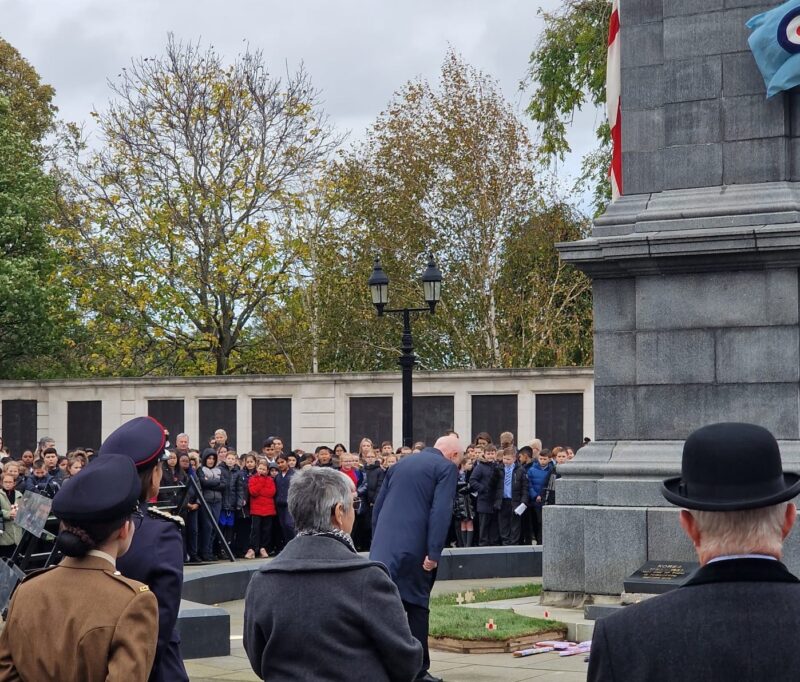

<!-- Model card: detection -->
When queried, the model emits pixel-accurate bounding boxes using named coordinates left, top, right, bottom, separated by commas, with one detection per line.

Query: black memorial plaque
left=349, top=397, right=392, bottom=453
left=199, top=399, right=237, bottom=450
left=412, top=396, right=454, bottom=448
left=535, top=393, right=584, bottom=450
left=2, top=400, right=37, bottom=458
left=252, top=398, right=292, bottom=454
left=471, top=394, right=517, bottom=445
left=67, top=400, right=102, bottom=451
left=624, top=561, right=699, bottom=595
left=147, top=400, right=185, bottom=444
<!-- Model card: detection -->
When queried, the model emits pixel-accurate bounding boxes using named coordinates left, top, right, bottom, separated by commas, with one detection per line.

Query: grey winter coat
left=243, top=533, right=422, bottom=682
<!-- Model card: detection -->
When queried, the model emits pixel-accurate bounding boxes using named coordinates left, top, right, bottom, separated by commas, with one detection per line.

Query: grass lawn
left=429, top=584, right=563, bottom=641
left=429, top=604, right=565, bottom=641
left=431, top=582, right=542, bottom=607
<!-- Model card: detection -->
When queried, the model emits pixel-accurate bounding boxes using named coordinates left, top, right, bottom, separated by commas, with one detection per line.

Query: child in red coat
left=246, top=461, right=277, bottom=559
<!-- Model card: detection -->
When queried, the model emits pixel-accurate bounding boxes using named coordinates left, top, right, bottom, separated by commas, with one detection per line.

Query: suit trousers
left=520, top=505, right=533, bottom=545
left=277, top=505, right=295, bottom=544
left=478, top=511, right=500, bottom=546
left=532, top=506, right=544, bottom=544
left=498, top=499, right=521, bottom=545
left=183, top=509, right=198, bottom=559
left=403, top=600, right=430, bottom=678
left=199, top=500, right=222, bottom=559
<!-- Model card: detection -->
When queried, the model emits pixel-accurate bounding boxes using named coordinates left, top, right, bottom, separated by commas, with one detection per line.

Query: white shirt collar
left=87, top=549, right=116, bottom=568
left=707, top=553, right=778, bottom=564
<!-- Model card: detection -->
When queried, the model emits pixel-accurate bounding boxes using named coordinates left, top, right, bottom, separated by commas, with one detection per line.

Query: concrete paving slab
left=184, top=578, right=590, bottom=682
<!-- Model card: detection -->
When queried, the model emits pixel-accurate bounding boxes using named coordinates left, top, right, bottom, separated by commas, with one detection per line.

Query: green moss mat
left=431, top=583, right=542, bottom=607
left=429, top=604, right=565, bottom=641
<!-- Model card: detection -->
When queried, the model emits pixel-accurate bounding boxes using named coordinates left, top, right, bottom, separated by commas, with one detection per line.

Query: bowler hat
left=661, top=422, right=800, bottom=511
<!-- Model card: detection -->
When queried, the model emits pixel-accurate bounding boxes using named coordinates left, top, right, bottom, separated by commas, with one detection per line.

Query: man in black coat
left=370, top=434, right=463, bottom=682
left=589, top=422, right=800, bottom=682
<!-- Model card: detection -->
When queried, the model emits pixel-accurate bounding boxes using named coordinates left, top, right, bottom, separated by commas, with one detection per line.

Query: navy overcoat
left=369, top=447, right=457, bottom=607
left=117, top=503, right=189, bottom=682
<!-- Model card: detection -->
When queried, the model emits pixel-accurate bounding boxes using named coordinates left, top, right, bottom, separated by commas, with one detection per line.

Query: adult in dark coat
left=370, top=434, right=463, bottom=682
left=589, top=422, right=800, bottom=682
left=244, top=467, right=421, bottom=681
left=99, top=416, right=189, bottom=682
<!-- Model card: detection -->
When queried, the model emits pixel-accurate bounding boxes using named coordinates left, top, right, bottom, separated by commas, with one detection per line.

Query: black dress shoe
left=416, top=674, right=443, bottom=682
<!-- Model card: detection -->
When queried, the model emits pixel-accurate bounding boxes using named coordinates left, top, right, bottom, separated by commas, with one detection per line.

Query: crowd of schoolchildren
left=456, top=432, right=577, bottom=548
left=0, top=429, right=580, bottom=563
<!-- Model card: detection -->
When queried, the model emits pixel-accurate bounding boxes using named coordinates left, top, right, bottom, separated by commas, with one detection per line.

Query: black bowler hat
left=98, top=416, right=168, bottom=470
left=53, top=454, right=140, bottom=522
left=661, top=422, right=800, bottom=511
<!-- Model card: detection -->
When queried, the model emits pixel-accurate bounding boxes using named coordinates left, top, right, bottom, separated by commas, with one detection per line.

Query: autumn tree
left=329, top=50, right=591, bottom=371
left=58, top=36, right=339, bottom=375
left=497, top=201, right=592, bottom=367
left=525, top=0, right=612, bottom=213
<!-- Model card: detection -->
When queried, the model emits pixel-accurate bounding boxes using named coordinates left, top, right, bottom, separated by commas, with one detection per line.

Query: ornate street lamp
left=367, top=254, right=443, bottom=447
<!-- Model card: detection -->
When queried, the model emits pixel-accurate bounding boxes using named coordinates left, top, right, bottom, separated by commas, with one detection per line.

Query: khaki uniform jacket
left=0, top=554, right=158, bottom=682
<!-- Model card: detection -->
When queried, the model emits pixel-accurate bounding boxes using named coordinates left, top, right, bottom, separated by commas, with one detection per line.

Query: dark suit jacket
left=498, top=463, right=529, bottom=508
left=468, top=460, right=499, bottom=514
left=369, top=448, right=458, bottom=607
left=588, top=558, right=800, bottom=682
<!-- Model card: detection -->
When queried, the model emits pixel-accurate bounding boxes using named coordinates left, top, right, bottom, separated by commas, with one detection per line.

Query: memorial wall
left=0, top=368, right=593, bottom=456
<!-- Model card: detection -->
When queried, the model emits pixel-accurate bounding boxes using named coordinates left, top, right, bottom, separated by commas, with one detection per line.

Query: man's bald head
left=434, top=434, right=465, bottom=465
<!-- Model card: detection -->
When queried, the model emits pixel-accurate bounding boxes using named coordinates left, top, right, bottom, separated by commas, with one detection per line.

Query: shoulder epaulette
left=147, top=506, right=185, bottom=528
left=107, top=570, right=152, bottom=595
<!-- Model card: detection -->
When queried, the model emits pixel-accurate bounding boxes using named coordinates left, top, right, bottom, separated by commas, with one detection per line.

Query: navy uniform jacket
left=369, top=448, right=457, bottom=607
left=117, top=503, right=189, bottom=682
left=588, top=558, right=800, bottom=682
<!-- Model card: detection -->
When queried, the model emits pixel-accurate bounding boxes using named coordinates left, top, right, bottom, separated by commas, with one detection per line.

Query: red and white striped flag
left=607, top=0, right=622, bottom=200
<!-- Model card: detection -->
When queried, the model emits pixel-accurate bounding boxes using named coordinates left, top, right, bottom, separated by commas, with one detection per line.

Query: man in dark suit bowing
left=370, top=433, right=463, bottom=682
left=589, top=422, right=800, bottom=682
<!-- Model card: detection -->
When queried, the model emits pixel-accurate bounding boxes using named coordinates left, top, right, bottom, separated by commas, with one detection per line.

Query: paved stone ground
left=185, top=578, right=589, bottom=682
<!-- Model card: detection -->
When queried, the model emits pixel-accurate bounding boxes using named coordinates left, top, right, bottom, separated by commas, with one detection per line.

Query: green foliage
left=497, top=201, right=593, bottom=367
left=525, top=0, right=612, bottom=213
left=429, top=604, right=566, bottom=641
left=0, top=38, right=57, bottom=144
left=0, top=96, right=72, bottom=377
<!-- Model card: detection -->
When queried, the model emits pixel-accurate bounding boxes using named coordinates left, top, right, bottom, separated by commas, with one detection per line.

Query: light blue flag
left=747, top=0, right=800, bottom=97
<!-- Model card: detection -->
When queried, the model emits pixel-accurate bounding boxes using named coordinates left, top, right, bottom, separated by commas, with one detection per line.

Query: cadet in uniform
left=0, top=453, right=158, bottom=681
left=99, top=416, right=189, bottom=682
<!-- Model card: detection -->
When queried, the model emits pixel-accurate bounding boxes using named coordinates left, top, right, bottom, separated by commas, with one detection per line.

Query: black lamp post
left=368, top=254, right=443, bottom=447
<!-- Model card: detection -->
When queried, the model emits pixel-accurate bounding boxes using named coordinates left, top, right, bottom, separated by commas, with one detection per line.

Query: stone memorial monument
left=547, top=0, right=800, bottom=598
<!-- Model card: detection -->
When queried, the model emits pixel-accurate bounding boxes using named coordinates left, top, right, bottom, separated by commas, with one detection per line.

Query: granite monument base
left=543, top=441, right=800, bottom=596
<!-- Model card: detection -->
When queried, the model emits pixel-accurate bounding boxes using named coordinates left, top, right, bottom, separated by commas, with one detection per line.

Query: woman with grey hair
left=243, top=467, right=422, bottom=682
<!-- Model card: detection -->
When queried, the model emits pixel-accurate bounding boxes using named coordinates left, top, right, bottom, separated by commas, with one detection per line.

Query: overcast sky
left=3, top=0, right=600, bottom=204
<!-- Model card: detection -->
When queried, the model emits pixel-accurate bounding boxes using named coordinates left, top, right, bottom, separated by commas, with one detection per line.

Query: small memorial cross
left=485, top=619, right=497, bottom=631
left=455, top=593, right=465, bottom=606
